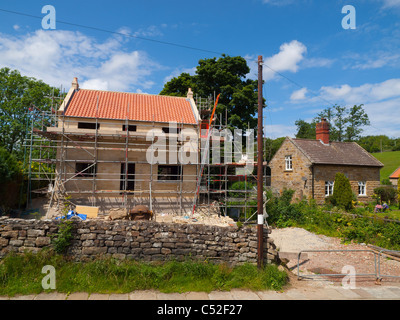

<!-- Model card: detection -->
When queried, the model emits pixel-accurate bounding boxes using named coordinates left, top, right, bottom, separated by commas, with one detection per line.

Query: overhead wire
left=0, top=7, right=341, bottom=112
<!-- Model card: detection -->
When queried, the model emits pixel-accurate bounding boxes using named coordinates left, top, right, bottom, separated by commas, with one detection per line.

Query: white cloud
left=343, top=51, right=400, bottom=70
left=318, top=79, right=400, bottom=104
left=263, top=40, right=307, bottom=81
left=290, top=87, right=308, bottom=101
left=163, top=67, right=196, bottom=83
left=0, top=29, right=161, bottom=92
left=381, top=0, right=400, bottom=8
left=301, top=78, right=400, bottom=137
left=264, top=123, right=297, bottom=138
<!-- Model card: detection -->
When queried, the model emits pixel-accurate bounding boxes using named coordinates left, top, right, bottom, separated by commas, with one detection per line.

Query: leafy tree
left=298, top=104, right=371, bottom=142
left=0, top=68, right=60, bottom=155
left=345, top=104, right=370, bottom=141
left=332, top=172, right=353, bottom=210
left=160, top=55, right=261, bottom=129
left=332, top=105, right=348, bottom=142
left=295, top=119, right=316, bottom=139
left=264, top=137, right=285, bottom=162
left=0, top=147, right=22, bottom=213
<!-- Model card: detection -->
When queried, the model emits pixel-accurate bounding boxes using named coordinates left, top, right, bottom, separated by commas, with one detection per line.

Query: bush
left=374, top=186, right=397, bottom=204
left=0, top=147, right=23, bottom=214
left=332, top=173, right=353, bottom=210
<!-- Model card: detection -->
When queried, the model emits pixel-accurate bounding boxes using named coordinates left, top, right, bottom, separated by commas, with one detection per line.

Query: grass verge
left=0, top=250, right=288, bottom=297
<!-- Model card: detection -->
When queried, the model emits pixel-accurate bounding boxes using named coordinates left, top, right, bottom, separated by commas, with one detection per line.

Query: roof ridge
left=78, top=88, right=188, bottom=99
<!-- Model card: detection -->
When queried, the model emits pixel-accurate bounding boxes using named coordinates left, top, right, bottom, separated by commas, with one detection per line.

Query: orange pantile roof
left=390, top=167, right=400, bottom=179
left=63, top=89, right=197, bottom=124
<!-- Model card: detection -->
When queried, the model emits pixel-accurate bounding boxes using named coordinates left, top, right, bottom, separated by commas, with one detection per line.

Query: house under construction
left=25, top=78, right=267, bottom=220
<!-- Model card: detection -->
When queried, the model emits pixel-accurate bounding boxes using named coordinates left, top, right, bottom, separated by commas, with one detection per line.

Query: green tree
left=0, top=68, right=60, bottom=155
left=345, top=104, right=370, bottom=141
left=332, top=172, right=353, bottom=210
left=0, top=146, right=22, bottom=213
left=295, top=119, right=316, bottom=139
left=160, top=55, right=261, bottom=129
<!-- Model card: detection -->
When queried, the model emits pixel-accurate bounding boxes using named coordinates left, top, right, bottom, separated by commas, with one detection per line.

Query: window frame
left=285, top=155, right=293, bottom=171
left=75, top=162, right=97, bottom=178
left=157, top=165, right=182, bottom=181
left=325, top=181, right=334, bottom=197
left=78, top=122, right=100, bottom=130
left=358, top=181, right=367, bottom=196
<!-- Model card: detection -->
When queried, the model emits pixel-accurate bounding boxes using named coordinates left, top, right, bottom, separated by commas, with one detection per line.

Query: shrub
left=332, top=173, right=353, bottom=210
left=374, top=186, right=397, bottom=204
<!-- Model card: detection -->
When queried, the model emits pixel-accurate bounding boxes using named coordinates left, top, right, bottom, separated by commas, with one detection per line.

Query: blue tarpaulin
left=55, top=210, right=87, bottom=221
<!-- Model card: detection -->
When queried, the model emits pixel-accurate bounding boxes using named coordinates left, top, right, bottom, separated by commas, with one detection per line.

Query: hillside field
left=371, top=151, right=400, bottom=181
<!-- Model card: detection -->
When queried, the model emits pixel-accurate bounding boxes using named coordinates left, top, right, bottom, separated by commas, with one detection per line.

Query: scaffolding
left=23, top=94, right=270, bottom=222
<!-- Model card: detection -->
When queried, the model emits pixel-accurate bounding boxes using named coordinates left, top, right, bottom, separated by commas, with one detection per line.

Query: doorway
left=120, top=163, right=135, bottom=191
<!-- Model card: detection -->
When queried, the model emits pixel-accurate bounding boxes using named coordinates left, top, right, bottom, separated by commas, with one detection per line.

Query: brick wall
left=0, top=217, right=278, bottom=265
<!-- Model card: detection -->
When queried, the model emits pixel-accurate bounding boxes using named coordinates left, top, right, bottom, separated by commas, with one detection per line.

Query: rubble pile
left=158, top=201, right=237, bottom=227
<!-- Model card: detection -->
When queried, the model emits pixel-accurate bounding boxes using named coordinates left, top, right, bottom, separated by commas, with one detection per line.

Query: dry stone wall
left=0, top=217, right=278, bottom=265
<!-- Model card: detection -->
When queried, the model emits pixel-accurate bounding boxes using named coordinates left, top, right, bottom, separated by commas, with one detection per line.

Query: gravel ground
left=270, top=227, right=400, bottom=287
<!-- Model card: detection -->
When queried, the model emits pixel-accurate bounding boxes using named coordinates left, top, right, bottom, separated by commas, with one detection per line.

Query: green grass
left=371, top=151, right=400, bottom=182
left=0, top=251, right=288, bottom=297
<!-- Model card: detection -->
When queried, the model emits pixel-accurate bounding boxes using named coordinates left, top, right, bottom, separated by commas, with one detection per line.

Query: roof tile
left=291, top=138, right=384, bottom=167
left=64, top=89, right=197, bottom=124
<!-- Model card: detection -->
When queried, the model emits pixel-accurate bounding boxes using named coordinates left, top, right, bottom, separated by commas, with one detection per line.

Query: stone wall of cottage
left=313, top=164, right=381, bottom=204
left=269, top=138, right=313, bottom=201
left=0, top=217, right=278, bottom=265
left=269, top=139, right=381, bottom=205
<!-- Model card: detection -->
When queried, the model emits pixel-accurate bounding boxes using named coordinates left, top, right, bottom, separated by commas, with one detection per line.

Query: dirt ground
left=270, top=227, right=400, bottom=288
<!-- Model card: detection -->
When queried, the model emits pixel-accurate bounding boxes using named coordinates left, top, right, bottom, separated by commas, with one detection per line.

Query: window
left=325, top=181, right=334, bottom=196
left=358, top=181, right=366, bottom=196
left=75, top=163, right=97, bottom=177
left=285, top=155, right=292, bottom=171
left=162, top=127, right=182, bottom=134
left=123, top=125, right=137, bottom=132
left=158, top=165, right=182, bottom=181
left=78, top=122, right=100, bottom=130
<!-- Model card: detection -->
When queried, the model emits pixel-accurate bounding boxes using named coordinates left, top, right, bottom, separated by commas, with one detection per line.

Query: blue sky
left=0, top=0, right=399, bottom=138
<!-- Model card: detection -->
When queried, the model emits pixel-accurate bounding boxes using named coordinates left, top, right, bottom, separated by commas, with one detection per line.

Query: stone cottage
left=389, top=167, right=400, bottom=187
left=46, top=78, right=200, bottom=215
left=269, top=118, right=384, bottom=204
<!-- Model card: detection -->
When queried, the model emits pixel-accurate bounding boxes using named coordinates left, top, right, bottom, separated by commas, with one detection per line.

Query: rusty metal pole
left=257, top=55, right=264, bottom=269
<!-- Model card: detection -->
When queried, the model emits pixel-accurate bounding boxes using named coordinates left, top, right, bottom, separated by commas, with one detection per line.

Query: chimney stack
left=316, top=118, right=330, bottom=144
left=72, top=77, right=79, bottom=90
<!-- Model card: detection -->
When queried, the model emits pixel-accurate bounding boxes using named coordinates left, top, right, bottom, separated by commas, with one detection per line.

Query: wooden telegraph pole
left=257, top=55, right=264, bottom=269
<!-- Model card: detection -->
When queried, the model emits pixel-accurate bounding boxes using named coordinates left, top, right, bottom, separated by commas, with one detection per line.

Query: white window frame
left=285, top=155, right=293, bottom=171
left=358, top=181, right=367, bottom=196
left=325, top=181, right=334, bottom=197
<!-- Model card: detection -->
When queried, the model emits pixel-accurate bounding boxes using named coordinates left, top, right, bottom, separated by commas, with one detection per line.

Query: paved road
left=2, top=284, right=400, bottom=300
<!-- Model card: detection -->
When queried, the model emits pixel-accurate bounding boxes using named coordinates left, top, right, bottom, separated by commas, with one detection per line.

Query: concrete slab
left=331, top=287, right=364, bottom=299
left=256, top=291, right=289, bottom=300
left=9, top=295, right=36, bottom=300
left=230, top=289, right=261, bottom=300
left=109, top=293, right=129, bottom=300
left=34, top=292, right=67, bottom=300
left=284, top=289, right=309, bottom=300
left=362, top=287, right=400, bottom=299
left=156, top=292, right=187, bottom=300
left=388, top=287, right=400, bottom=298
left=88, top=293, right=110, bottom=300
left=67, top=292, right=89, bottom=300
left=208, top=291, right=234, bottom=300
left=129, top=290, right=158, bottom=300
left=184, top=291, right=209, bottom=300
